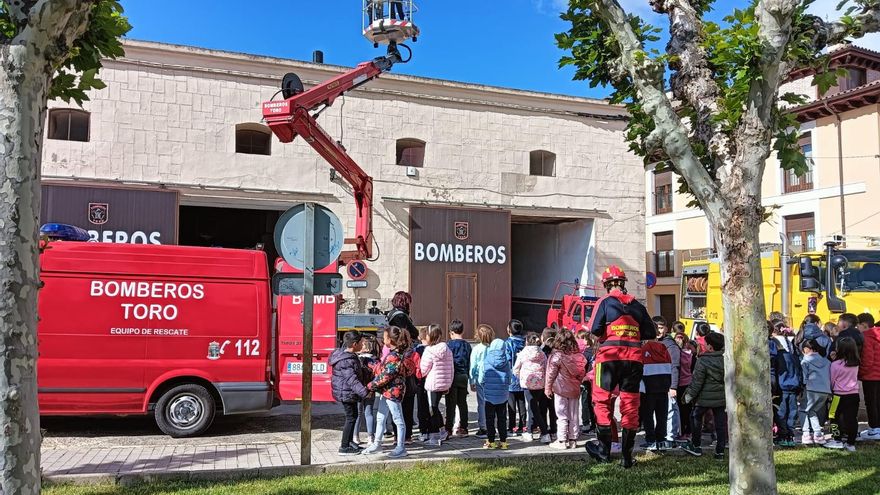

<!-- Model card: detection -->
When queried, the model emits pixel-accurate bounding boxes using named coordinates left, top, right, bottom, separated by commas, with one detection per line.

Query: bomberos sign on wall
left=409, top=207, right=511, bottom=339
left=41, top=184, right=179, bottom=244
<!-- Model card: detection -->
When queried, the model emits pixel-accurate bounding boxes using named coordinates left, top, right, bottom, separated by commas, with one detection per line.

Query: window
left=784, top=133, right=814, bottom=193
left=235, top=124, right=272, bottom=155
left=785, top=213, right=815, bottom=253
left=396, top=138, right=425, bottom=167
left=47, top=109, right=90, bottom=142
left=843, top=68, right=867, bottom=90
left=654, top=170, right=673, bottom=214
left=824, top=67, right=868, bottom=96
left=529, top=150, right=555, bottom=177
left=654, top=231, right=675, bottom=277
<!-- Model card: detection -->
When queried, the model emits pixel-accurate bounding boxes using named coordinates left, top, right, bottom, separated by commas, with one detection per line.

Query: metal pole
left=834, top=112, right=847, bottom=241
left=300, top=202, right=315, bottom=466
left=779, top=233, right=790, bottom=318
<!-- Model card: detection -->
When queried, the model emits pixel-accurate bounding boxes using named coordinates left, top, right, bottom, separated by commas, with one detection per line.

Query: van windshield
left=837, top=250, right=880, bottom=292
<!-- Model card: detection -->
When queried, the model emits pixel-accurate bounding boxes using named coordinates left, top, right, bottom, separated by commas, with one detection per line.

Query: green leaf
left=47, top=1, right=131, bottom=105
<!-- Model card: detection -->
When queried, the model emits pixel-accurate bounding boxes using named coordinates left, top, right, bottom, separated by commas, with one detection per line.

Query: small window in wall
left=843, top=68, right=867, bottom=90
left=654, top=231, right=675, bottom=278
left=47, top=109, right=90, bottom=142
left=235, top=124, right=272, bottom=155
left=396, top=138, right=425, bottom=167
left=785, top=213, right=815, bottom=253
left=529, top=150, right=556, bottom=177
left=784, top=133, right=814, bottom=194
left=654, top=170, right=673, bottom=214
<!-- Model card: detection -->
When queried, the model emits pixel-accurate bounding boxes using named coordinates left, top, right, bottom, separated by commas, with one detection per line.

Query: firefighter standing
left=585, top=266, right=657, bottom=468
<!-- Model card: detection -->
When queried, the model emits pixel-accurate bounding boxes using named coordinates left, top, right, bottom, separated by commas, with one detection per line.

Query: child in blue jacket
left=770, top=320, right=803, bottom=447
left=479, top=338, right=511, bottom=449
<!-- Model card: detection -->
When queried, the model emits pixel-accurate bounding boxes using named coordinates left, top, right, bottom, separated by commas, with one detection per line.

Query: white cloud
left=808, top=0, right=880, bottom=51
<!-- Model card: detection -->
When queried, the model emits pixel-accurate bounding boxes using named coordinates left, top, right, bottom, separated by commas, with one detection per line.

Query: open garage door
left=511, top=217, right=595, bottom=332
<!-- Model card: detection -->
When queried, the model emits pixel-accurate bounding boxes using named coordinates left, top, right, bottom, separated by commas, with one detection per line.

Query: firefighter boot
left=585, top=426, right=612, bottom=463
left=621, top=428, right=638, bottom=469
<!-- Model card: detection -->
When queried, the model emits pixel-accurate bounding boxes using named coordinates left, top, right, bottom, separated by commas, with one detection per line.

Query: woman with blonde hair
left=469, top=324, right=495, bottom=439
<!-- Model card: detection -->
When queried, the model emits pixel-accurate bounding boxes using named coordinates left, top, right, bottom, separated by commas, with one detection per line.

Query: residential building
left=645, top=44, right=880, bottom=323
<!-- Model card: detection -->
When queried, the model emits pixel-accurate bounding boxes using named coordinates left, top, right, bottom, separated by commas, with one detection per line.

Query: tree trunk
left=0, top=42, right=52, bottom=495
left=715, top=200, right=777, bottom=495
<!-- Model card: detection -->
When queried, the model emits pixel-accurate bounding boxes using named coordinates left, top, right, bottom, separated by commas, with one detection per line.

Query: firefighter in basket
left=585, top=266, right=657, bottom=468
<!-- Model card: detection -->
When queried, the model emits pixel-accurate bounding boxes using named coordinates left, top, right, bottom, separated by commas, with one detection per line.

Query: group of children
left=328, top=309, right=880, bottom=459
left=769, top=311, right=880, bottom=452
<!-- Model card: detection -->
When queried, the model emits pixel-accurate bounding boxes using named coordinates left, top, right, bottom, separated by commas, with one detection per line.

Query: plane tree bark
left=558, top=0, right=880, bottom=493
left=0, top=1, right=128, bottom=492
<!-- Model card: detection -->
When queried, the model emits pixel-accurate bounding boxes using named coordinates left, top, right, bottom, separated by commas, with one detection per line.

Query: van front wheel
left=155, top=384, right=216, bottom=437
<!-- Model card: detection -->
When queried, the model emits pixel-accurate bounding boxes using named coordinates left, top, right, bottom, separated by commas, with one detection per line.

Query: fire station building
left=41, top=40, right=645, bottom=337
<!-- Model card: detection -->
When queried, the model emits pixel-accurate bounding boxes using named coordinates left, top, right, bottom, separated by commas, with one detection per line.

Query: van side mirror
left=799, top=257, right=820, bottom=291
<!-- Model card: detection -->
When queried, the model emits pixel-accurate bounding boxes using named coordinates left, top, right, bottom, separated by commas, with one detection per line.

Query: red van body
left=38, top=241, right=275, bottom=436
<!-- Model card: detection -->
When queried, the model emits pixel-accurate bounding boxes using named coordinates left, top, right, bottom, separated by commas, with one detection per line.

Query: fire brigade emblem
left=454, top=222, right=469, bottom=241
left=88, top=203, right=109, bottom=225
left=207, top=341, right=221, bottom=360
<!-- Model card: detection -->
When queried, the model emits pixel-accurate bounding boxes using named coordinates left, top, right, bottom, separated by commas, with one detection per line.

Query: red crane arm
left=263, top=54, right=400, bottom=264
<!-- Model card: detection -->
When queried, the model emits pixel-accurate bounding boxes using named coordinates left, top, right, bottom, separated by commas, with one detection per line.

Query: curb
left=42, top=450, right=595, bottom=486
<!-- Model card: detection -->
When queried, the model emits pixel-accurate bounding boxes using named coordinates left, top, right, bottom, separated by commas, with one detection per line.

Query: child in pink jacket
left=513, top=333, right=551, bottom=443
left=545, top=329, right=587, bottom=449
left=825, top=337, right=861, bottom=451
left=420, top=324, right=454, bottom=445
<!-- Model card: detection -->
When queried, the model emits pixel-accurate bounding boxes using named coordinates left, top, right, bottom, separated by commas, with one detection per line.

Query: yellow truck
left=679, top=239, right=880, bottom=335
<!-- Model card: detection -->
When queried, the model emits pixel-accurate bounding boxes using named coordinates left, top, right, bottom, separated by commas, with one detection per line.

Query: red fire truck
left=37, top=237, right=384, bottom=437
left=38, top=239, right=273, bottom=437
left=546, top=282, right=600, bottom=333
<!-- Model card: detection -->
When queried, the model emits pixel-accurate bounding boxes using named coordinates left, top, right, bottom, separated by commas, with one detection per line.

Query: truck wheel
left=154, top=384, right=216, bottom=438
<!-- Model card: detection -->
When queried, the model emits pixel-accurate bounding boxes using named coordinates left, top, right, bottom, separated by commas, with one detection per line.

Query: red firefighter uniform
left=588, top=289, right=656, bottom=430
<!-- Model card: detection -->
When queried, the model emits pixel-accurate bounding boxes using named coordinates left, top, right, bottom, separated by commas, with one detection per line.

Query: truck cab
left=547, top=283, right=599, bottom=332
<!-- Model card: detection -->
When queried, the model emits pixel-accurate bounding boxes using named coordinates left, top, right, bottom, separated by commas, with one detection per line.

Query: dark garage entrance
left=178, top=205, right=280, bottom=266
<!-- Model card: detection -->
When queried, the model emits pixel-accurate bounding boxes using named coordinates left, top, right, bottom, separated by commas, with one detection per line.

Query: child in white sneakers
left=824, top=337, right=861, bottom=452
left=800, top=339, right=831, bottom=445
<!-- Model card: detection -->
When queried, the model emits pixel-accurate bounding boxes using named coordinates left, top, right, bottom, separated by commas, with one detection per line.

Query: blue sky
left=124, top=0, right=876, bottom=99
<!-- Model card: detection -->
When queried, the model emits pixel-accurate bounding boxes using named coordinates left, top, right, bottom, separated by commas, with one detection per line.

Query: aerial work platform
left=363, top=0, right=419, bottom=46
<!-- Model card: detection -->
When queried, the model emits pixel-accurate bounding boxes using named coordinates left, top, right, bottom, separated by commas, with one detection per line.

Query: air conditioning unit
left=406, top=166, right=418, bottom=178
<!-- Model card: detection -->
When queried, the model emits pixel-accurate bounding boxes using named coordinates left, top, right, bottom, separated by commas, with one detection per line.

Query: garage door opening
left=179, top=205, right=281, bottom=268
left=511, top=217, right=595, bottom=332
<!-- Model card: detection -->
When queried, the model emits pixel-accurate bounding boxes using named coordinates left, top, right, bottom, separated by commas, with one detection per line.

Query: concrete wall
left=42, top=41, right=647, bottom=310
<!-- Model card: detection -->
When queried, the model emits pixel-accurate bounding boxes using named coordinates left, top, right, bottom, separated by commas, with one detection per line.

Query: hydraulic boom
left=262, top=45, right=409, bottom=265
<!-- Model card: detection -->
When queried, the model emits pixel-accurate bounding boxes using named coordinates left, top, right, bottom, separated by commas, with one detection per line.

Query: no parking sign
left=347, top=260, right=368, bottom=281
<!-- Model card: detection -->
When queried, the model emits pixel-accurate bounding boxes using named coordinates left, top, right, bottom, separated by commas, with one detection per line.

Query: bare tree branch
left=593, top=0, right=722, bottom=216
left=652, top=0, right=733, bottom=168
left=822, top=2, right=880, bottom=45
left=12, top=0, right=94, bottom=63
left=733, top=0, right=798, bottom=199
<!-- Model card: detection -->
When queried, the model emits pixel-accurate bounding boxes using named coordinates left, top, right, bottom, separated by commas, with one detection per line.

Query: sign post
left=273, top=203, right=343, bottom=467
left=300, top=203, right=315, bottom=466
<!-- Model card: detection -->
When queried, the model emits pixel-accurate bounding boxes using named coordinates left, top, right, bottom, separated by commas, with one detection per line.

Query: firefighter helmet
left=601, top=265, right=627, bottom=286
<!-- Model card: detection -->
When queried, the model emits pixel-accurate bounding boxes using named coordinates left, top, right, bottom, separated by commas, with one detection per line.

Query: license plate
left=286, top=362, right=328, bottom=374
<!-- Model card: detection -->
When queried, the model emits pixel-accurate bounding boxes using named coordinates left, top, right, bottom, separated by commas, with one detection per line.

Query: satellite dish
left=281, top=72, right=305, bottom=99
left=274, top=204, right=344, bottom=271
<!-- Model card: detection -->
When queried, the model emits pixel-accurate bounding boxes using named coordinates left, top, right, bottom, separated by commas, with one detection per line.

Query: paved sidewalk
left=42, top=431, right=594, bottom=484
